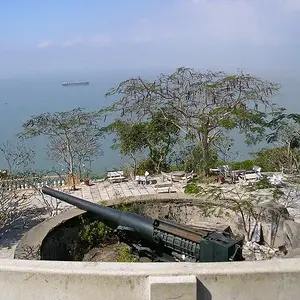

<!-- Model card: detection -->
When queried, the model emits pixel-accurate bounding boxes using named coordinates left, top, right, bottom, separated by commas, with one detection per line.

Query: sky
left=1, top=0, right=300, bottom=77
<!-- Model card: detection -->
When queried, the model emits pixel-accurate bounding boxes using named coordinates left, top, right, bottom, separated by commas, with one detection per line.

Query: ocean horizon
left=0, top=69, right=299, bottom=175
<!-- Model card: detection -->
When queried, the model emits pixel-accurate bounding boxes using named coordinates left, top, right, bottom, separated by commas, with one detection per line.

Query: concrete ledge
left=149, top=275, right=197, bottom=300
left=1, top=258, right=300, bottom=299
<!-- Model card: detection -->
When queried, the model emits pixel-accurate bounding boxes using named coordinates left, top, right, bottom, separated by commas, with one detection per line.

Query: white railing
left=0, top=175, right=68, bottom=191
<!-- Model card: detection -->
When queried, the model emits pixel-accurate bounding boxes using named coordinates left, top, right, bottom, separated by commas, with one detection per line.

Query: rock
left=252, top=242, right=260, bottom=250
left=250, top=222, right=262, bottom=243
left=284, top=248, right=300, bottom=259
left=268, top=248, right=276, bottom=255
left=254, top=252, right=264, bottom=261
left=242, top=240, right=284, bottom=261
left=283, top=220, right=300, bottom=250
left=256, top=200, right=291, bottom=248
left=259, top=245, right=270, bottom=253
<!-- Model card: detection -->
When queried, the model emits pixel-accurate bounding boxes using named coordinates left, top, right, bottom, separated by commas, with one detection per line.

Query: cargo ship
left=62, top=81, right=89, bottom=86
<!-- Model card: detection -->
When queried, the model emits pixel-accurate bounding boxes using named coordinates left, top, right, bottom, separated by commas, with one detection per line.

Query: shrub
left=231, top=160, right=254, bottom=171
left=184, top=182, right=200, bottom=195
left=115, top=200, right=145, bottom=215
left=79, top=220, right=113, bottom=248
left=117, top=246, right=137, bottom=262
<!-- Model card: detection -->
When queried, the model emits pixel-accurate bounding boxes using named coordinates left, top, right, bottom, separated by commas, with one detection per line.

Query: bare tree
left=0, top=140, right=35, bottom=174
left=0, top=141, right=35, bottom=236
left=0, top=185, right=31, bottom=236
left=19, top=108, right=103, bottom=190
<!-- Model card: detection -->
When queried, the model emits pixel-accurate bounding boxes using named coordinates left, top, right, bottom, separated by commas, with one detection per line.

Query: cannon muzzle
left=42, top=186, right=154, bottom=242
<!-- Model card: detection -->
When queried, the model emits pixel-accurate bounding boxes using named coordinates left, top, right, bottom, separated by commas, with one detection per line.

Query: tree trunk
left=67, top=143, right=76, bottom=190
left=201, top=131, right=210, bottom=176
left=78, top=163, right=82, bottom=180
left=287, top=143, right=291, bottom=173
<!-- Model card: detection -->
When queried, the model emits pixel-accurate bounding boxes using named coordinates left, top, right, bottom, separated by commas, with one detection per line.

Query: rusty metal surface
left=153, top=219, right=203, bottom=243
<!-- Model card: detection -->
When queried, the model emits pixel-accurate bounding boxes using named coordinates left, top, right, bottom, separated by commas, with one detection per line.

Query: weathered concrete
left=14, top=194, right=197, bottom=260
left=149, top=275, right=197, bottom=300
left=14, top=208, right=84, bottom=260
left=6, top=189, right=300, bottom=299
left=1, top=258, right=300, bottom=299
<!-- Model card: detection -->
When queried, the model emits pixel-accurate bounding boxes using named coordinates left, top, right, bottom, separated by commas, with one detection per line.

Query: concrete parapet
left=1, top=258, right=300, bottom=300
left=10, top=193, right=300, bottom=299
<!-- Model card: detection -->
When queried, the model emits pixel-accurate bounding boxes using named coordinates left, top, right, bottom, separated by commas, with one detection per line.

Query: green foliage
left=251, top=147, right=289, bottom=172
left=195, top=184, right=264, bottom=240
left=104, top=67, right=280, bottom=175
left=102, top=111, right=180, bottom=173
left=115, top=201, right=145, bottom=215
left=135, top=158, right=157, bottom=174
left=117, top=246, right=137, bottom=262
left=231, top=160, right=254, bottom=171
left=79, top=220, right=113, bottom=248
left=267, top=109, right=300, bottom=144
left=184, top=182, right=200, bottom=195
left=171, top=145, right=219, bottom=173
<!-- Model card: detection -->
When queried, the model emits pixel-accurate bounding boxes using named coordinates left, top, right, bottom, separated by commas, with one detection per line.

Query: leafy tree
left=102, top=111, right=180, bottom=173
left=19, top=108, right=103, bottom=190
left=105, top=67, right=280, bottom=175
left=169, top=144, right=218, bottom=173
left=251, top=147, right=291, bottom=172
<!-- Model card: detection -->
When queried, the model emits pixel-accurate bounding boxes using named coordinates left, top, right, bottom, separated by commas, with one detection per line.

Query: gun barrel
left=42, top=186, right=154, bottom=241
left=42, top=187, right=243, bottom=262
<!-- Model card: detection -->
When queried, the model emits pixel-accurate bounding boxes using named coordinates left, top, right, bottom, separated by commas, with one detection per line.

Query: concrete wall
left=1, top=258, right=300, bottom=300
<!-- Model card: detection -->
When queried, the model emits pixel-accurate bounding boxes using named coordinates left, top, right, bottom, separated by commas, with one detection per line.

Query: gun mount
left=42, top=187, right=243, bottom=262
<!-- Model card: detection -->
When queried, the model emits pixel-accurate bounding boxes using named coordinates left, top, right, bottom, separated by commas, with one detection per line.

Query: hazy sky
left=1, top=0, right=300, bottom=77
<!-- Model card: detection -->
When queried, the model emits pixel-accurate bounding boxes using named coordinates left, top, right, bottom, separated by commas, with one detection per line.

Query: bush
left=135, top=158, right=157, bottom=175
left=231, top=160, right=254, bottom=171
left=184, top=182, right=200, bottom=195
left=115, top=200, right=145, bottom=215
left=117, top=246, right=137, bottom=262
left=251, top=147, right=290, bottom=172
left=79, top=220, right=113, bottom=248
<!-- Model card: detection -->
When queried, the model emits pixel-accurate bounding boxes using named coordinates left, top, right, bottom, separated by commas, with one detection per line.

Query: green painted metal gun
left=42, top=187, right=243, bottom=262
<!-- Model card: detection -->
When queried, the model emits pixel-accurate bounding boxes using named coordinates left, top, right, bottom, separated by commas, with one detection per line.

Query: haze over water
left=0, top=69, right=299, bottom=174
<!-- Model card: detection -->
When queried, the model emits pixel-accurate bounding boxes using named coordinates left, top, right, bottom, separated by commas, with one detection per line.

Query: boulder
left=283, top=220, right=300, bottom=250
left=256, top=200, right=291, bottom=248
left=284, top=248, right=300, bottom=259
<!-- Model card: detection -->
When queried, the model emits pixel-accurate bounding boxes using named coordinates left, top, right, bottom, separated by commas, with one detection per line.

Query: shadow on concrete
left=197, top=278, right=212, bottom=300
left=0, top=207, right=47, bottom=249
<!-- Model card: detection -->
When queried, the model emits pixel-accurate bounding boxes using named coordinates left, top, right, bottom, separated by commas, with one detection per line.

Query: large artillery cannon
left=42, top=187, right=244, bottom=262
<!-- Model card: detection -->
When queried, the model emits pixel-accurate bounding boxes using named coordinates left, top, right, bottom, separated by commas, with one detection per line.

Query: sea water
left=0, top=70, right=298, bottom=174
